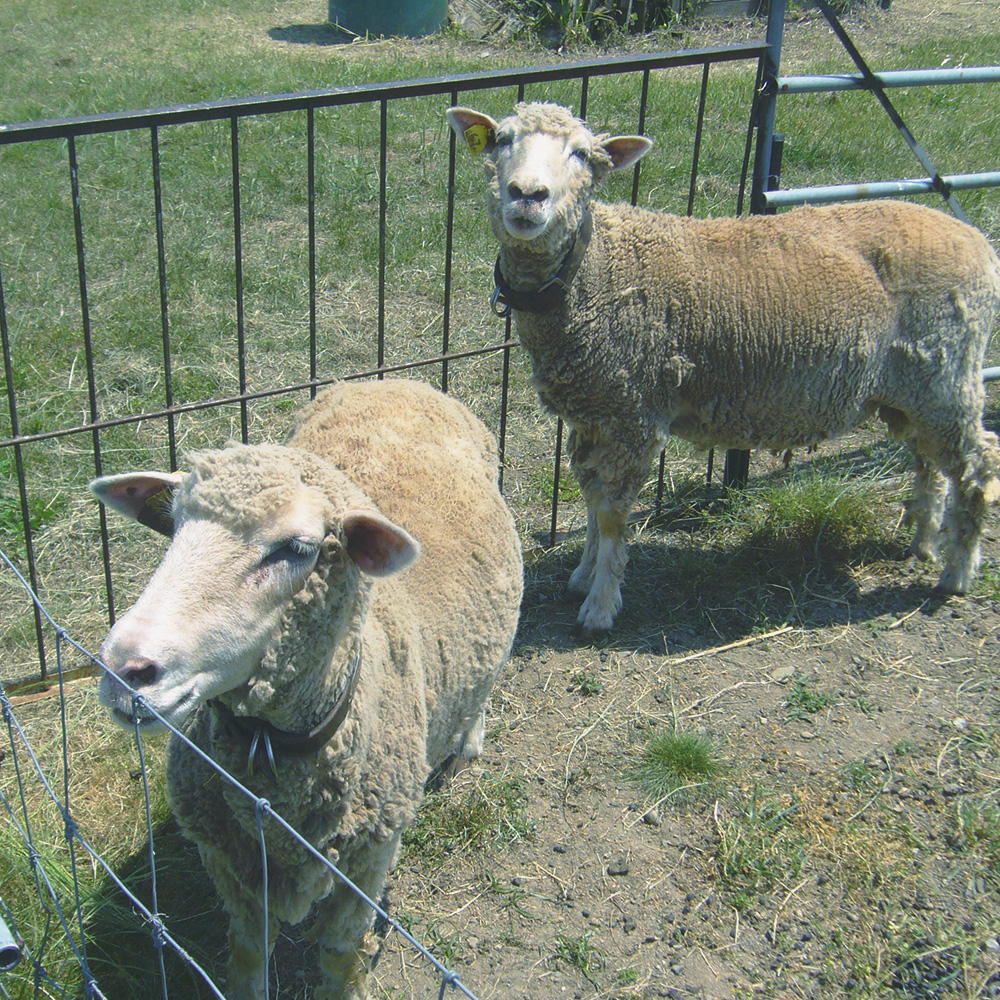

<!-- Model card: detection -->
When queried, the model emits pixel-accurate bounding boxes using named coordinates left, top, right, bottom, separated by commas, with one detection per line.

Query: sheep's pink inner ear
left=446, top=107, right=498, bottom=155
left=88, top=472, right=184, bottom=537
left=342, top=509, right=421, bottom=577
left=600, top=135, right=654, bottom=172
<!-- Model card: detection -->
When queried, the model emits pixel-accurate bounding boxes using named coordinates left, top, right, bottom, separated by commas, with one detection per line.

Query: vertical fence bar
left=150, top=125, right=178, bottom=472
left=133, top=725, right=170, bottom=999
left=0, top=260, right=48, bottom=676
left=726, top=0, right=788, bottom=489
left=442, top=87, right=460, bottom=393
left=230, top=116, right=249, bottom=441
left=55, top=632, right=95, bottom=994
left=497, top=334, right=511, bottom=494
left=687, top=62, right=711, bottom=216
left=630, top=68, right=651, bottom=206
left=378, top=98, right=388, bottom=377
left=736, top=55, right=766, bottom=217
left=69, top=135, right=117, bottom=635
left=549, top=419, right=563, bottom=548
left=749, top=0, right=785, bottom=216
left=308, top=107, right=319, bottom=399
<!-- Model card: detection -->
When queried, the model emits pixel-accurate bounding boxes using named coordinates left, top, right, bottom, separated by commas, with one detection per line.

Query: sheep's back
left=526, top=200, right=999, bottom=451
left=288, top=379, right=522, bottom=764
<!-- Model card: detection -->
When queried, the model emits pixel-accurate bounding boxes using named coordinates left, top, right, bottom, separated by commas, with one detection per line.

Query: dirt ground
left=368, top=498, right=1000, bottom=999
left=346, top=5, right=1000, bottom=999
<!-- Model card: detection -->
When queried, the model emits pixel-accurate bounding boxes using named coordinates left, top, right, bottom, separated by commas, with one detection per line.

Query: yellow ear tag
left=463, top=124, right=494, bottom=155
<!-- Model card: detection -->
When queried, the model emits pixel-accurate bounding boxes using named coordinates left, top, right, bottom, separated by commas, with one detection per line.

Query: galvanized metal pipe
left=779, top=65, right=1000, bottom=94
left=0, top=915, right=21, bottom=972
left=763, top=170, right=1000, bottom=209
left=984, top=367, right=1000, bottom=383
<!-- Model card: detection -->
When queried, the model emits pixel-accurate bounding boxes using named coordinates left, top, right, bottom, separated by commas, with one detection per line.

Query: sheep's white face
left=91, top=447, right=419, bottom=733
left=447, top=103, right=653, bottom=251
left=490, top=120, right=599, bottom=243
left=97, top=493, right=329, bottom=732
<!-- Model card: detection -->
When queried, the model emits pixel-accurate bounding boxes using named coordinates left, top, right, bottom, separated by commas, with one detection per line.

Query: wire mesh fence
left=0, top=545, right=491, bottom=1000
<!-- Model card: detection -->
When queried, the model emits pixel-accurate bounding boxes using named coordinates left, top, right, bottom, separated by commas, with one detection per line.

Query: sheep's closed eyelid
left=259, top=537, right=321, bottom=570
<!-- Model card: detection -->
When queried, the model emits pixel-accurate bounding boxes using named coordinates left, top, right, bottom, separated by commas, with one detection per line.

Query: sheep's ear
left=342, top=509, right=421, bottom=577
left=89, top=471, right=184, bottom=537
left=599, top=135, right=654, bottom=172
left=446, top=106, right=499, bottom=155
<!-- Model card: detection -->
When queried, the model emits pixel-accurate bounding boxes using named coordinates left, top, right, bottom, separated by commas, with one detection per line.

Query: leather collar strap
left=209, top=646, right=362, bottom=777
left=491, top=212, right=592, bottom=317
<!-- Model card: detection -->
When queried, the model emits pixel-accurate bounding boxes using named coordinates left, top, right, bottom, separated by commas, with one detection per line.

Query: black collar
left=491, top=212, right=592, bottom=317
left=208, top=645, right=362, bottom=777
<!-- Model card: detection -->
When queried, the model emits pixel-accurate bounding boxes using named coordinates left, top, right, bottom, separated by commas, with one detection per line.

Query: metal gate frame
left=722, top=0, right=1000, bottom=487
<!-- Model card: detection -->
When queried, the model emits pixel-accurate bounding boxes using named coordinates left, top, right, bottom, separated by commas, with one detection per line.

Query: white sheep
left=447, top=100, right=1000, bottom=632
left=90, top=378, right=523, bottom=1000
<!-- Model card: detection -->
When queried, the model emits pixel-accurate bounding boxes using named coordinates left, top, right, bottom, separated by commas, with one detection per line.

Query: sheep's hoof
left=909, top=536, right=940, bottom=562
left=934, top=570, right=970, bottom=596
left=576, top=604, right=616, bottom=635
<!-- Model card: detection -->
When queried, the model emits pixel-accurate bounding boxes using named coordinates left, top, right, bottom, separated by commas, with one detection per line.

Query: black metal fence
left=0, top=45, right=767, bottom=684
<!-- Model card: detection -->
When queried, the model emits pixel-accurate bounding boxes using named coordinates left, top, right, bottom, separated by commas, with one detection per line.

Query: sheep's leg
left=937, top=430, right=1000, bottom=594
left=567, top=504, right=599, bottom=596
left=577, top=499, right=630, bottom=633
left=203, top=861, right=278, bottom=1000
left=458, top=708, right=486, bottom=759
left=905, top=453, right=949, bottom=562
left=312, top=832, right=403, bottom=1000
left=224, top=915, right=276, bottom=1000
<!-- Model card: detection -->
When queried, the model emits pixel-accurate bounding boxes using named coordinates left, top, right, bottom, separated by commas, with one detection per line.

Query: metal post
left=725, top=0, right=786, bottom=489
left=749, top=0, right=785, bottom=216
left=0, top=915, right=21, bottom=972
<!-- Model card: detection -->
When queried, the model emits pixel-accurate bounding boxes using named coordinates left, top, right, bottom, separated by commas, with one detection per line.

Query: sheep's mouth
left=504, top=211, right=547, bottom=239
left=109, top=705, right=169, bottom=734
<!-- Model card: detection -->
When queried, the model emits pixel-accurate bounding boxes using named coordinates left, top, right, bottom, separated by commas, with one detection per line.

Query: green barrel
left=329, top=0, right=449, bottom=37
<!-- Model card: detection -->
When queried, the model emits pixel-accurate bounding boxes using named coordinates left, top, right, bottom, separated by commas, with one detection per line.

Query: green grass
left=552, top=931, right=605, bottom=976
left=401, top=770, right=535, bottom=868
left=630, top=729, right=722, bottom=800
left=715, top=462, right=907, bottom=582
left=712, top=786, right=809, bottom=911
left=784, top=676, right=837, bottom=719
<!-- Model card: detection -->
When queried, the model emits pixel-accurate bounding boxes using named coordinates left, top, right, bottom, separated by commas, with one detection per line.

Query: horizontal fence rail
left=764, top=170, right=1000, bottom=209
left=0, top=47, right=763, bottom=143
left=777, top=65, right=1000, bottom=93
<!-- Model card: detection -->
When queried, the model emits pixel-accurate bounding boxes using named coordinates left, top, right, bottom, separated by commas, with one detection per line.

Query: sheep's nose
left=508, top=181, right=549, bottom=204
left=117, top=656, right=160, bottom=690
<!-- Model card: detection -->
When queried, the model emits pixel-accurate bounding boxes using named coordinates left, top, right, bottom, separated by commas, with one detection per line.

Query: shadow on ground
left=268, top=23, right=351, bottom=46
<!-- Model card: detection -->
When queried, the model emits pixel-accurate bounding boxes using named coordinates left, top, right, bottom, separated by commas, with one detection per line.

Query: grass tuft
left=629, top=729, right=722, bottom=801
left=719, top=469, right=902, bottom=580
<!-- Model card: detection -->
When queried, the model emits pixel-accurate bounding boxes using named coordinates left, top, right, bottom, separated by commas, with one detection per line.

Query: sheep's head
left=90, top=445, right=419, bottom=733
left=447, top=102, right=652, bottom=252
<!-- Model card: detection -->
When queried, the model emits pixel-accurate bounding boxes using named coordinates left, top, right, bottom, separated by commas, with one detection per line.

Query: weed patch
left=402, top=771, right=534, bottom=868
left=629, top=729, right=722, bottom=801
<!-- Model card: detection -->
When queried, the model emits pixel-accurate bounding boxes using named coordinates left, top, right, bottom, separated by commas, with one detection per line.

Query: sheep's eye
left=494, top=131, right=513, bottom=148
left=570, top=147, right=590, bottom=163
left=260, top=537, right=320, bottom=571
